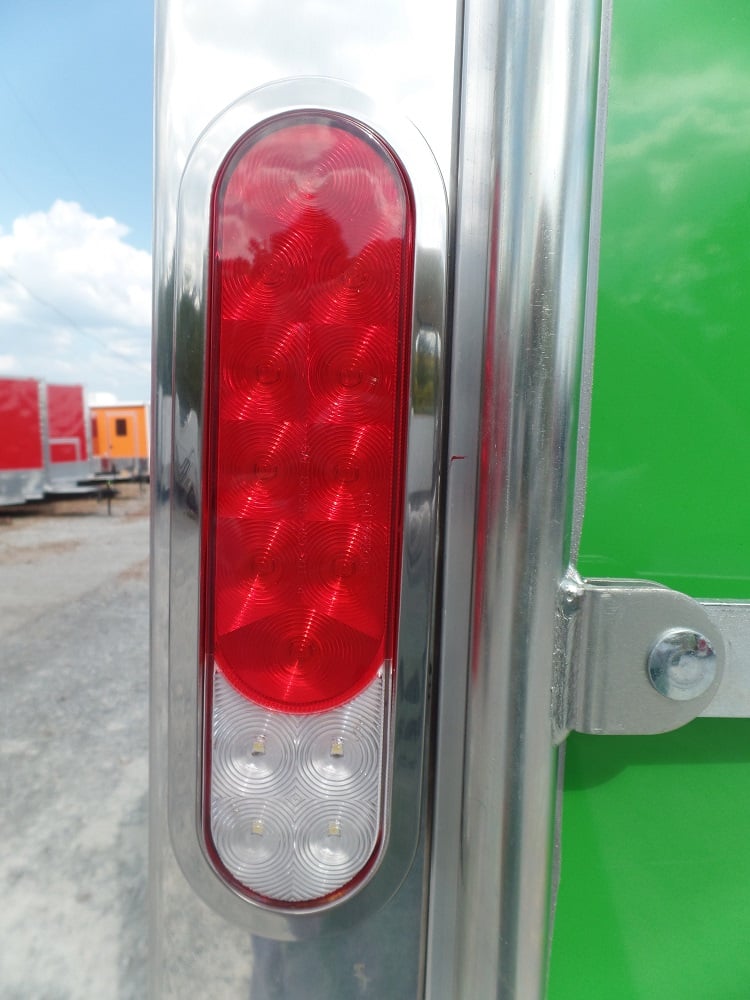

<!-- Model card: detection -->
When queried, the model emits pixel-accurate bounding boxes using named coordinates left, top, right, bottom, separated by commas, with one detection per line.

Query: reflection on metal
left=554, top=572, right=724, bottom=738
left=648, top=629, right=718, bottom=702
left=412, top=326, right=439, bottom=415
left=700, top=602, right=750, bottom=718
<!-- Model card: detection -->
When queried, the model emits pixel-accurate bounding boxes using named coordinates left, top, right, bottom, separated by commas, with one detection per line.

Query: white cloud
left=0, top=201, right=151, bottom=400
left=0, top=354, right=19, bottom=373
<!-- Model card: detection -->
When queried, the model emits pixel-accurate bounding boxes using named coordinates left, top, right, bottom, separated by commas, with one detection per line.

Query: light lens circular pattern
left=301, top=521, right=389, bottom=635
left=297, top=715, right=381, bottom=795
left=205, top=112, right=414, bottom=712
left=220, top=321, right=309, bottom=423
left=214, top=519, right=302, bottom=633
left=216, top=421, right=306, bottom=521
left=307, top=324, right=395, bottom=425
left=215, top=609, right=382, bottom=713
left=295, top=801, right=379, bottom=898
left=212, top=675, right=298, bottom=797
left=212, top=797, right=297, bottom=897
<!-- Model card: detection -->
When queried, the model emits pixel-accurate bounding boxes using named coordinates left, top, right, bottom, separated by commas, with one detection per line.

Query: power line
left=0, top=266, right=149, bottom=374
left=0, top=68, right=85, bottom=195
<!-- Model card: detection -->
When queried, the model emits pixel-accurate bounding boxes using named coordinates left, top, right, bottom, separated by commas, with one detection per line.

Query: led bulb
left=212, top=680, right=297, bottom=796
left=295, top=801, right=378, bottom=898
left=211, top=797, right=296, bottom=898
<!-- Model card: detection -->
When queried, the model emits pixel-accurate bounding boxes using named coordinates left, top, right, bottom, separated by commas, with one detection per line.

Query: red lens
left=204, top=115, right=414, bottom=713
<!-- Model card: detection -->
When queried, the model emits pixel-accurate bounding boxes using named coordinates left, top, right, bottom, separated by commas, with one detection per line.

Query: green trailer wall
left=549, top=2, right=750, bottom=997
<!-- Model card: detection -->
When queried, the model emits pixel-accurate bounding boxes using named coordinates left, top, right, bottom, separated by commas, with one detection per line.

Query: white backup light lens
left=209, top=667, right=386, bottom=903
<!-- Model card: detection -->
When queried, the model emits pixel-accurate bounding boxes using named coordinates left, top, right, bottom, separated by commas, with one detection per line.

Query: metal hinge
left=552, top=570, right=746, bottom=741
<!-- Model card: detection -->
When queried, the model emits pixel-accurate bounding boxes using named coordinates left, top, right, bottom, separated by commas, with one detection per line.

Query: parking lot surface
left=0, top=487, right=149, bottom=1000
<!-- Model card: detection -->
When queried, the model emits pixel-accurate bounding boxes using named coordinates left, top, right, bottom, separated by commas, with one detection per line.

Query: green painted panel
left=549, top=2, right=750, bottom=996
left=550, top=722, right=750, bottom=999
left=579, top=0, right=750, bottom=599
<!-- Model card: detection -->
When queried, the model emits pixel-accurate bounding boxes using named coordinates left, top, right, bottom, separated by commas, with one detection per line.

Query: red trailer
left=44, top=383, right=94, bottom=490
left=0, top=377, right=46, bottom=506
left=1, top=378, right=98, bottom=507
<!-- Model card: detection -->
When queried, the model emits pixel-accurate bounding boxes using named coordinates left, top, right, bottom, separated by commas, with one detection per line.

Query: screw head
left=648, top=629, right=717, bottom=701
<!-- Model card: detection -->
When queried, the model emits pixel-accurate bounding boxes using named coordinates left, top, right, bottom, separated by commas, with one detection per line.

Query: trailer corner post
left=432, top=0, right=605, bottom=996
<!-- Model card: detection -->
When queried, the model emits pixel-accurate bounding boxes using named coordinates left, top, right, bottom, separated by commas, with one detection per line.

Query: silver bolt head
left=648, top=628, right=717, bottom=701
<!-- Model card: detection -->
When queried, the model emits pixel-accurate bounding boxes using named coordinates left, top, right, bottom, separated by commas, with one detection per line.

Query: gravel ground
left=0, top=485, right=150, bottom=1000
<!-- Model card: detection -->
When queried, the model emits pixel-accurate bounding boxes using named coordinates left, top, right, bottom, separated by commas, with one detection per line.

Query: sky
left=0, top=1, right=153, bottom=402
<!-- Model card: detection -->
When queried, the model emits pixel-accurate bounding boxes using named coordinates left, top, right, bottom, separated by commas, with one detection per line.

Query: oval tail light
left=201, top=113, right=415, bottom=907
left=167, top=82, right=447, bottom=933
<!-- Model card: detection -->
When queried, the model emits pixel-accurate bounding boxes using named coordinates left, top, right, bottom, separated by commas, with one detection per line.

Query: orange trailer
left=90, top=402, right=150, bottom=476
